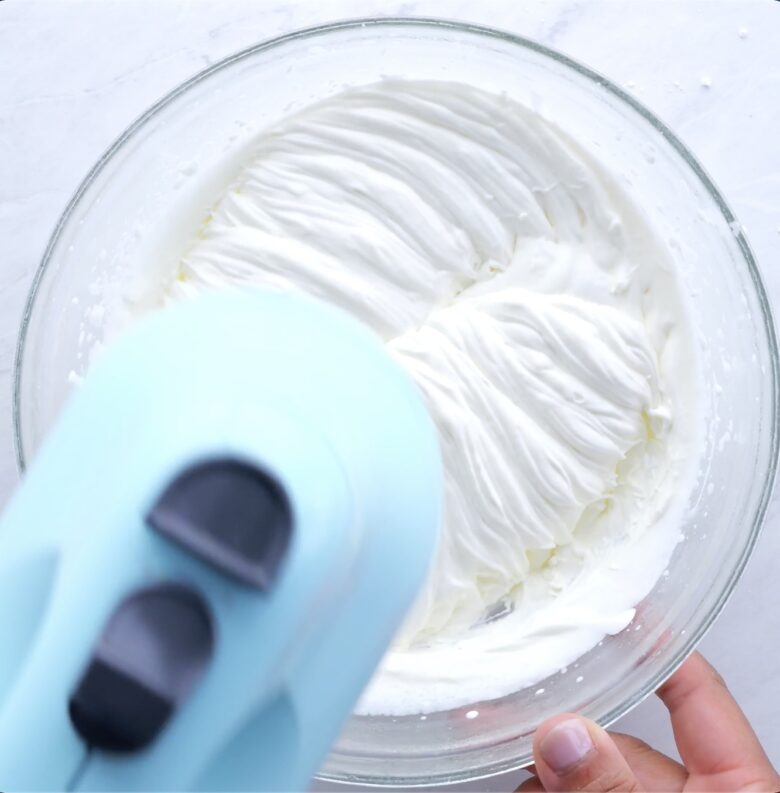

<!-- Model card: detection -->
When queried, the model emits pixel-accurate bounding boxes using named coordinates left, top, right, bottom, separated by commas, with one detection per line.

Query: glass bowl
left=13, top=18, right=779, bottom=787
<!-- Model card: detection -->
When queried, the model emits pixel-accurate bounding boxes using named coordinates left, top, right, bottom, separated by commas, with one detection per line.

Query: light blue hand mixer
left=0, top=289, right=443, bottom=791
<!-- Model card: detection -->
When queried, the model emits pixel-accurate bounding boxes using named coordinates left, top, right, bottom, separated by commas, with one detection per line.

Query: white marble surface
left=1, top=0, right=778, bottom=788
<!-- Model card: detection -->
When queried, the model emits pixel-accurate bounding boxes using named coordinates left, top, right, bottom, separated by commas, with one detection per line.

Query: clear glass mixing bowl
left=14, top=18, right=779, bottom=787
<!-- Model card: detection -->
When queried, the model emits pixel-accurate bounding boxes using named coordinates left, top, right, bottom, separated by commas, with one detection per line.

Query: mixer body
left=0, top=290, right=442, bottom=791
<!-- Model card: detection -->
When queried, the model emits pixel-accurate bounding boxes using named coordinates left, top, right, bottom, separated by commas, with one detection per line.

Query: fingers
left=657, top=652, right=779, bottom=788
left=532, top=714, right=643, bottom=791
left=609, top=732, right=686, bottom=792
left=520, top=730, right=686, bottom=793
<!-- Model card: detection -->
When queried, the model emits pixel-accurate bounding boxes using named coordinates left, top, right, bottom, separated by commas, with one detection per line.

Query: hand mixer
left=0, top=289, right=443, bottom=791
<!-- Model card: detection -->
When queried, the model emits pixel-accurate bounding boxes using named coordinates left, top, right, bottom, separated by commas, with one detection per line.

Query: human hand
left=518, top=652, right=780, bottom=792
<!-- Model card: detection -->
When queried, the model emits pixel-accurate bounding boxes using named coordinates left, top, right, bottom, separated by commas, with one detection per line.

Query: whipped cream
left=128, top=80, right=702, bottom=714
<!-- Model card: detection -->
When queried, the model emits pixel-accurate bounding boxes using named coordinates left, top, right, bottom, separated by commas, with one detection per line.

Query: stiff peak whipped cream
left=127, top=80, right=702, bottom=714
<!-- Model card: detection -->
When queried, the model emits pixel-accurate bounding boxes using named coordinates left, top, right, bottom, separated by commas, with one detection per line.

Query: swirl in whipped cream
left=131, top=80, right=701, bottom=714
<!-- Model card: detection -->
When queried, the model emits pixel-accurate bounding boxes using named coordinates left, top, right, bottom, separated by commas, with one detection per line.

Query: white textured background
left=1, top=0, right=778, bottom=788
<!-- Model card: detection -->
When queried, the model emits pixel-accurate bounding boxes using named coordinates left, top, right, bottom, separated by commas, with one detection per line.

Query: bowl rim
left=12, top=16, right=780, bottom=787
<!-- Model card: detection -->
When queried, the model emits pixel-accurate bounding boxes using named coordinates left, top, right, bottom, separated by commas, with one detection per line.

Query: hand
left=518, top=652, right=780, bottom=792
